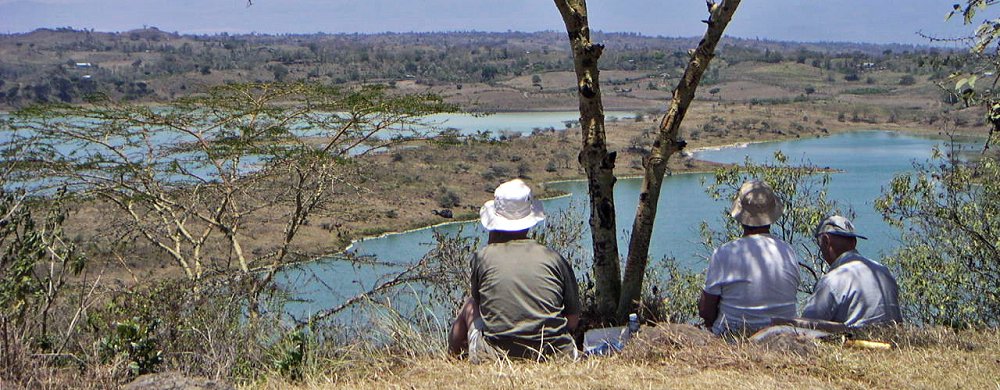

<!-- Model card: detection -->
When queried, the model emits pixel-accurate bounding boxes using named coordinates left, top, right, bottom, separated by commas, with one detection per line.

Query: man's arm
left=698, top=291, right=721, bottom=329
left=801, top=278, right=838, bottom=322
left=557, top=253, right=582, bottom=332
left=448, top=297, right=478, bottom=356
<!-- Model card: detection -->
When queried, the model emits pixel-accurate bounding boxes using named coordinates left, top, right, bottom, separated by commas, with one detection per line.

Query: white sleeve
left=802, top=277, right=838, bottom=321
left=703, top=249, right=726, bottom=295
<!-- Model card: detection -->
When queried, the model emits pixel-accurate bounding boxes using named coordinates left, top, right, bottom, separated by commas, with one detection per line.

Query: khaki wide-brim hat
left=730, top=180, right=783, bottom=227
left=480, top=179, right=545, bottom=232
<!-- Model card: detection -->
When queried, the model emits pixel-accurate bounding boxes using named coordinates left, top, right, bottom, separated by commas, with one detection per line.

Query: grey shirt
left=471, top=239, right=581, bottom=359
left=802, top=250, right=903, bottom=327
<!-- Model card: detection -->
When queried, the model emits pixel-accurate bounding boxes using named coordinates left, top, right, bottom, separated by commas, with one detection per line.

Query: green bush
left=876, top=147, right=1000, bottom=328
left=436, top=187, right=461, bottom=208
left=702, top=151, right=847, bottom=293
left=843, top=87, right=893, bottom=95
left=641, top=258, right=705, bottom=324
left=99, top=317, right=163, bottom=376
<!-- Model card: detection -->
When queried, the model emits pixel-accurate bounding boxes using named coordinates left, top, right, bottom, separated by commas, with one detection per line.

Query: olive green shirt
left=471, top=239, right=581, bottom=359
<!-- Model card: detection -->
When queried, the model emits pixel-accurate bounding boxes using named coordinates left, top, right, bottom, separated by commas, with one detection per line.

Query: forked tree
left=554, top=0, right=742, bottom=322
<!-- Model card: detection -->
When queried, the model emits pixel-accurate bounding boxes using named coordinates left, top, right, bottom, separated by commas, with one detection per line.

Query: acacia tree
left=554, top=0, right=741, bottom=322
left=6, top=82, right=456, bottom=308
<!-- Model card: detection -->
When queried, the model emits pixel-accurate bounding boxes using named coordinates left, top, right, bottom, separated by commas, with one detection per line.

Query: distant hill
left=0, top=28, right=963, bottom=108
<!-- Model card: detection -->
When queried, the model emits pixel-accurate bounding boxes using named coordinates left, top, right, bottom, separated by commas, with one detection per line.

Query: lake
left=279, top=130, right=982, bottom=319
left=419, top=110, right=638, bottom=135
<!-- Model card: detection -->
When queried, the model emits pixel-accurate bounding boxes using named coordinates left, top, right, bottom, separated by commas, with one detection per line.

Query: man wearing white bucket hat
left=802, top=215, right=902, bottom=327
left=448, top=179, right=581, bottom=362
left=699, top=180, right=801, bottom=335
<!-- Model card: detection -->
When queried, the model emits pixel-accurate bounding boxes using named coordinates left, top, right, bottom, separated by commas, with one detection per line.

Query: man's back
left=802, top=251, right=902, bottom=327
left=471, top=239, right=580, bottom=358
left=705, top=234, right=800, bottom=334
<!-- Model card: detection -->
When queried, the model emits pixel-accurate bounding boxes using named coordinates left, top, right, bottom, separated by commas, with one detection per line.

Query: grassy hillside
left=252, top=325, right=999, bottom=389
left=2, top=28, right=996, bottom=390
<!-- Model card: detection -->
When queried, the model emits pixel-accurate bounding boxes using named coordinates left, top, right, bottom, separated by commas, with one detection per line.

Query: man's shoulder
left=837, top=254, right=894, bottom=277
left=717, top=234, right=793, bottom=252
left=482, top=240, right=562, bottom=258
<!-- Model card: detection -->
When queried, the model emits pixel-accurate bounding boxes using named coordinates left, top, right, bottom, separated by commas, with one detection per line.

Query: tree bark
left=554, top=0, right=621, bottom=322
left=617, top=0, right=742, bottom=319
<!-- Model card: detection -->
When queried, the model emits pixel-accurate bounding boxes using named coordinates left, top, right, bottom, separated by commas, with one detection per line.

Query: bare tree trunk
left=554, top=0, right=621, bottom=321
left=617, top=0, right=742, bottom=319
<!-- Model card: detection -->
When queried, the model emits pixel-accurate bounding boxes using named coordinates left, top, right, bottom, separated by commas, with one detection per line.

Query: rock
left=432, top=209, right=454, bottom=218
left=123, top=372, right=235, bottom=390
left=750, top=325, right=829, bottom=356
left=755, top=332, right=819, bottom=356
left=631, top=323, right=716, bottom=348
left=617, top=323, right=718, bottom=360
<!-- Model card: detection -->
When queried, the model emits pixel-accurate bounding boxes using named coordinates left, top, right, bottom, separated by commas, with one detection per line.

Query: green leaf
left=956, top=77, right=970, bottom=91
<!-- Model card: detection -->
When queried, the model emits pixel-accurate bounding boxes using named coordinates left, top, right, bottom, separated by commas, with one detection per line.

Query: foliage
left=949, top=1, right=1000, bottom=53
left=944, top=1, right=1000, bottom=143
left=842, top=87, right=893, bottom=95
left=701, top=151, right=848, bottom=293
left=0, top=132, right=86, bottom=384
left=412, top=228, right=481, bottom=313
left=98, top=317, right=163, bottom=376
left=642, top=258, right=705, bottom=324
left=271, top=330, right=307, bottom=381
left=875, top=144, right=1000, bottom=328
left=435, top=187, right=461, bottom=209
left=5, top=82, right=457, bottom=284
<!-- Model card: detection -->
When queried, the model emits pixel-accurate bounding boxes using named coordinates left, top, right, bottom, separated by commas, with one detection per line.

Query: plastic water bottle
left=627, top=313, right=640, bottom=336
left=619, top=313, right=641, bottom=346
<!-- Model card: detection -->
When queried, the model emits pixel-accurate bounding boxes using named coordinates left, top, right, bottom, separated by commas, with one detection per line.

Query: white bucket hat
left=730, top=180, right=783, bottom=227
left=480, top=179, right=545, bottom=232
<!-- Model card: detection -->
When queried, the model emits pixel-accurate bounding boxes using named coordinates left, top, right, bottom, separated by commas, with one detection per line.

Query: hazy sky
left=0, top=0, right=985, bottom=46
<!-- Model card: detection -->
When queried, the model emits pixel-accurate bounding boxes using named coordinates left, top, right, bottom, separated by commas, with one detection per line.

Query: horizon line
left=0, top=26, right=957, bottom=49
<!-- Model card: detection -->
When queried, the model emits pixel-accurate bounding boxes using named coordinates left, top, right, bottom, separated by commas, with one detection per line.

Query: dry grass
left=249, top=326, right=1000, bottom=390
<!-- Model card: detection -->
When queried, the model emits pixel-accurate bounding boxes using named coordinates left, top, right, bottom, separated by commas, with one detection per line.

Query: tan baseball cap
left=814, top=215, right=867, bottom=239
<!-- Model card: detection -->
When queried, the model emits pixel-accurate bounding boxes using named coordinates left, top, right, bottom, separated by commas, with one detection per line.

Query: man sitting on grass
left=699, top=180, right=801, bottom=335
left=448, top=179, right=581, bottom=362
left=802, top=215, right=902, bottom=327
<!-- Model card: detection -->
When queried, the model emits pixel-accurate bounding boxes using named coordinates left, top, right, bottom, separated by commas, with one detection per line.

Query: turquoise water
left=420, top=110, right=637, bottom=135
left=279, top=130, right=982, bottom=318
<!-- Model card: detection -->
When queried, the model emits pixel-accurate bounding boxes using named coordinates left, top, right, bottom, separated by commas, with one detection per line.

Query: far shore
left=328, top=126, right=986, bottom=263
left=50, top=97, right=991, bottom=281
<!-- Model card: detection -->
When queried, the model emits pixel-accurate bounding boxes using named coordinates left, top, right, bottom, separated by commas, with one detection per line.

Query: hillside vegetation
left=2, top=28, right=998, bottom=389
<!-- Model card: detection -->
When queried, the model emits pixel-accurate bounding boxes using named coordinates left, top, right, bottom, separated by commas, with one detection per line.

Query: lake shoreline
left=52, top=100, right=989, bottom=282
left=328, top=126, right=985, bottom=263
